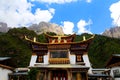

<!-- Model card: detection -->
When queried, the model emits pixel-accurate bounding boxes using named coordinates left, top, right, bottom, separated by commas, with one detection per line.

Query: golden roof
left=25, top=34, right=95, bottom=45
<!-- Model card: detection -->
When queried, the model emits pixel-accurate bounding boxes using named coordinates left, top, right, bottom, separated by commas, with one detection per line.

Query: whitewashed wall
left=69, top=51, right=76, bottom=64
left=29, top=55, right=37, bottom=67
left=110, top=66, right=120, bottom=80
left=29, top=53, right=49, bottom=67
left=0, top=67, right=12, bottom=80
left=44, top=54, right=49, bottom=64
left=69, top=55, right=76, bottom=64
left=83, top=53, right=92, bottom=74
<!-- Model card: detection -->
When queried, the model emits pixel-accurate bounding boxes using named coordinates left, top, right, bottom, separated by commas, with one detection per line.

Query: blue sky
left=0, top=0, right=120, bottom=34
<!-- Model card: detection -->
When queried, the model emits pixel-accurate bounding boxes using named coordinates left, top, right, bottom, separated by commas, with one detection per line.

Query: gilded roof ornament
left=83, top=36, right=86, bottom=41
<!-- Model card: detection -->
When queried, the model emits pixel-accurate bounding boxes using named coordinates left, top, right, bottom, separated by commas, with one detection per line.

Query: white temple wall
left=0, top=67, right=12, bottom=80
left=114, top=78, right=120, bottom=80
left=44, top=54, right=49, bottom=64
left=83, top=53, right=92, bottom=74
left=83, top=54, right=91, bottom=67
left=110, top=66, right=120, bottom=80
left=69, top=51, right=75, bottom=64
left=29, top=55, right=37, bottom=67
left=69, top=55, right=76, bottom=64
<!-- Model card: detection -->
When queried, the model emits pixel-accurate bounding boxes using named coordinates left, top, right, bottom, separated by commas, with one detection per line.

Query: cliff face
left=29, top=22, right=64, bottom=35
left=102, top=27, right=120, bottom=38
left=0, top=22, right=64, bottom=35
left=0, top=22, right=10, bottom=33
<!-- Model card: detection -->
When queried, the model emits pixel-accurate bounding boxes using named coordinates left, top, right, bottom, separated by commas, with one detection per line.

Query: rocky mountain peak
left=0, top=22, right=64, bottom=35
left=102, top=26, right=120, bottom=38
left=29, top=21, right=64, bottom=35
left=0, top=22, right=10, bottom=33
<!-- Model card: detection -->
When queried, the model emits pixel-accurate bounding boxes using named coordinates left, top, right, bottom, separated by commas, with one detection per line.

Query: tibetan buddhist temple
left=25, top=33, right=95, bottom=80
left=105, top=54, right=120, bottom=79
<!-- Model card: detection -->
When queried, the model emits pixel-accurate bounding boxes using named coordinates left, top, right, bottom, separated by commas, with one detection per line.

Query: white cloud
left=62, top=21, right=74, bottom=34
left=0, top=0, right=55, bottom=27
left=109, top=1, right=120, bottom=26
left=77, top=19, right=92, bottom=34
left=30, top=0, right=92, bottom=4
left=33, top=0, right=77, bottom=4
left=86, top=0, right=92, bottom=3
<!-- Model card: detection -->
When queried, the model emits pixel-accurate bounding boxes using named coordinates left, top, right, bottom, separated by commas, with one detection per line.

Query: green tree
left=28, top=68, right=39, bottom=80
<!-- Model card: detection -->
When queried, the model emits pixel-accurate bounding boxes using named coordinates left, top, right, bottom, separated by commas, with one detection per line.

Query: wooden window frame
left=49, top=50, right=69, bottom=58
left=36, top=55, right=44, bottom=63
left=76, top=54, right=83, bottom=62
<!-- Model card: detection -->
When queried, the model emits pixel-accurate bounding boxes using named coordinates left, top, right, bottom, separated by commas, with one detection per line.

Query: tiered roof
left=25, top=33, right=94, bottom=45
left=25, top=33, right=95, bottom=55
left=44, top=33, right=76, bottom=43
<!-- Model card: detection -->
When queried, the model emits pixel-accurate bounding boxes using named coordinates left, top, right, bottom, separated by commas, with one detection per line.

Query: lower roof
left=0, top=57, right=11, bottom=61
left=106, top=54, right=120, bottom=68
left=88, top=74, right=110, bottom=77
left=0, top=64, right=14, bottom=71
left=29, top=64, right=89, bottom=69
left=9, top=72, right=28, bottom=76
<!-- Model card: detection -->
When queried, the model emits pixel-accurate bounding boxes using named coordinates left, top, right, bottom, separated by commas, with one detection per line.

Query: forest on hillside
left=0, top=27, right=120, bottom=68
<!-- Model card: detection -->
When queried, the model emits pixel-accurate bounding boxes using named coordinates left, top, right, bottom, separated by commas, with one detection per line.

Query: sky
left=0, top=0, right=120, bottom=34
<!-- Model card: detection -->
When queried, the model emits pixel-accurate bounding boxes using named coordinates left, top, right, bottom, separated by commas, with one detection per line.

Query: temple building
left=25, top=33, right=95, bottom=80
left=106, top=54, right=120, bottom=80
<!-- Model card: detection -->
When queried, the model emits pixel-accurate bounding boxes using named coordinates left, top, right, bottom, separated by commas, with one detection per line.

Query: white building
left=26, top=33, right=95, bottom=80
left=0, top=57, right=13, bottom=80
left=106, top=54, right=120, bottom=80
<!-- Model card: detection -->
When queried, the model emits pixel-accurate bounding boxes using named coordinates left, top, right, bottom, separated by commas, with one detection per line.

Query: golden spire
left=33, top=37, right=36, bottom=42
left=83, top=36, right=86, bottom=41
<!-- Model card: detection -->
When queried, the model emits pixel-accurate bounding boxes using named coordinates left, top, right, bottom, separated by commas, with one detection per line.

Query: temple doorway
left=51, top=70, right=68, bottom=80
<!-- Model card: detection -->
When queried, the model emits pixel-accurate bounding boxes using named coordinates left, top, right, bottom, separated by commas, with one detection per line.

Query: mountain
left=0, top=22, right=10, bottom=33
left=0, top=27, right=37, bottom=67
left=0, top=22, right=64, bottom=35
left=28, top=22, right=64, bottom=35
left=88, top=34, right=120, bottom=68
left=102, top=27, right=120, bottom=38
left=1, top=24, right=120, bottom=68
left=0, top=28, right=120, bottom=68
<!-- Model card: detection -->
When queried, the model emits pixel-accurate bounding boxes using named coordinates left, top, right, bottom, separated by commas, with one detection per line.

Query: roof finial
left=83, top=36, right=86, bottom=41
left=33, top=37, right=36, bottom=42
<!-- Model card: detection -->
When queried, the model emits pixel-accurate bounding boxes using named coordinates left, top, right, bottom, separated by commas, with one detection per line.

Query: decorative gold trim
left=44, top=32, right=76, bottom=38
left=49, top=58, right=70, bottom=64
left=25, top=34, right=95, bottom=45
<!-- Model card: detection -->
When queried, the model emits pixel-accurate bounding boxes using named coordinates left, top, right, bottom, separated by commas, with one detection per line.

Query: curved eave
left=25, top=34, right=95, bottom=45
left=0, top=64, right=14, bottom=71
left=44, top=33, right=76, bottom=42
left=105, top=54, right=120, bottom=68
left=25, top=36, right=48, bottom=45
left=44, top=33, right=76, bottom=38
left=71, top=34, right=95, bottom=44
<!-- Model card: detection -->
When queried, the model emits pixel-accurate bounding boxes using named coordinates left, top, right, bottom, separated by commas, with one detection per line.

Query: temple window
left=49, top=39, right=53, bottom=43
left=55, top=39, right=58, bottom=43
left=113, top=69, right=120, bottom=78
left=76, top=54, right=83, bottom=62
left=50, top=50, right=68, bottom=58
left=36, top=55, right=44, bottom=63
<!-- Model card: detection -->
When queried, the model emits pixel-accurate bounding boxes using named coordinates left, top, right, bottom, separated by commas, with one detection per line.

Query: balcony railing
left=49, top=58, right=70, bottom=64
